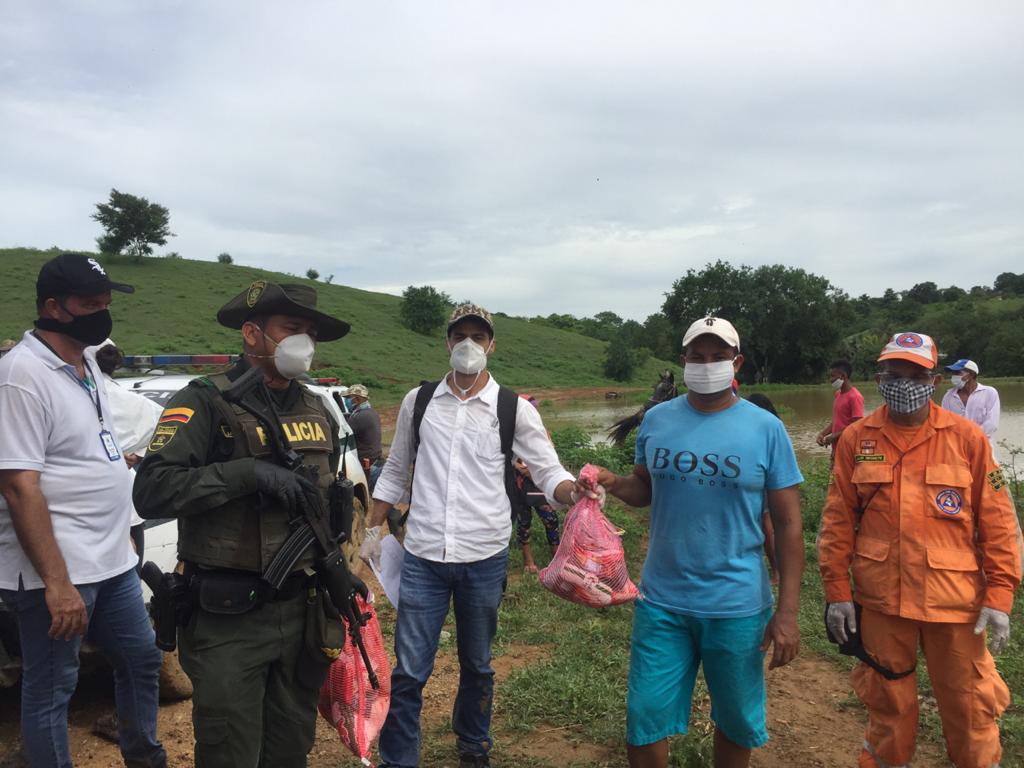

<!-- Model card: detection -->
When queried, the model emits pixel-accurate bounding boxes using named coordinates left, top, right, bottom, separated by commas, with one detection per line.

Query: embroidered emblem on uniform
left=148, top=424, right=178, bottom=451
left=159, top=407, right=194, bottom=425
left=860, top=439, right=877, bottom=455
left=987, top=468, right=1008, bottom=491
left=935, top=489, right=963, bottom=515
left=246, top=280, right=267, bottom=308
left=855, top=454, right=886, bottom=462
left=895, top=332, right=924, bottom=348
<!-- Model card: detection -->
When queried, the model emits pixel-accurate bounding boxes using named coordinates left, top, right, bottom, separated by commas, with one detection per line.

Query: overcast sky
left=2, top=2, right=1022, bottom=320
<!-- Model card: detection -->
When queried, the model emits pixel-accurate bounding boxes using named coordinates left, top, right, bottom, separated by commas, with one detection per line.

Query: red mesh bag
left=318, top=597, right=391, bottom=766
left=539, top=464, right=639, bottom=607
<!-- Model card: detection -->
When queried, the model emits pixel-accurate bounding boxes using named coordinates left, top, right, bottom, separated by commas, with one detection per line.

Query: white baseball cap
left=877, top=332, right=938, bottom=368
left=682, top=316, right=740, bottom=351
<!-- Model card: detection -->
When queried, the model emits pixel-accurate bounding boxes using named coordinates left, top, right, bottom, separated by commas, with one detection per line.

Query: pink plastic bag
left=317, top=597, right=391, bottom=766
left=539, top=464, right=639, bottom=607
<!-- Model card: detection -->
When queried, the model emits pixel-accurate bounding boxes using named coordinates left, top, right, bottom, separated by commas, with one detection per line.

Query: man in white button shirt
left=362, top=303, right=580, bottom=768
left=0, top=253, right=166, bottom=768
left=941, top=358, right=1001, bottom=457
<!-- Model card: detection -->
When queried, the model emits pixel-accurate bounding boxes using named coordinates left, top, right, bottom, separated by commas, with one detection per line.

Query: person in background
left=594, top=316, right=804, bottom=768
left=819, top=332, right=1019, bottom=768
left=344, top=383, right=384, bottom=491
left=513, top=395, right=561, bottom=574
left=941, top=358, right=1000, bottom=459
left=0, top=253, right=165, bottom=768
left=816, top=359, right=864, bottom=459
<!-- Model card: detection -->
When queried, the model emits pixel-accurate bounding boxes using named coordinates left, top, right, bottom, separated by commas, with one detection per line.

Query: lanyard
left=59, top=361, right=105, bottom=429
left=32, top=331, right=106, bottom=429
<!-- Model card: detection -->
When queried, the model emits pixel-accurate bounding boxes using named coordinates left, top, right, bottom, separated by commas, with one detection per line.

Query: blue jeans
left=0, top=569, right=166, bottom=768
left=379, top=550, right=508, bottom=767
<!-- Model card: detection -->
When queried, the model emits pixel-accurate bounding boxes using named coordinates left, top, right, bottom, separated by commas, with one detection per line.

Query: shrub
left=306, top=268, right=320, bottom=280
left=217, top=252, right=233, bottom=264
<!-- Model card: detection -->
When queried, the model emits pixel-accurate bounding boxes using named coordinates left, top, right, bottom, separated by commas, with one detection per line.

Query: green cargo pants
left=178, top=590, right=321, bottom=768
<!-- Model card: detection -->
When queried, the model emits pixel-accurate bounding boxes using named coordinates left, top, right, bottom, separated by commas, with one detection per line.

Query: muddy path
left=0, top=636, right=952, bottom=768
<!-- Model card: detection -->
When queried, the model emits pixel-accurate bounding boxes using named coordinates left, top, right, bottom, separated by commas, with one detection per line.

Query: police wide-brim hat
left=217, top=281, right=350, bottom=341
left=877, top=332, right=938, bottom=369
left=37, top=253, right=135, bottom=299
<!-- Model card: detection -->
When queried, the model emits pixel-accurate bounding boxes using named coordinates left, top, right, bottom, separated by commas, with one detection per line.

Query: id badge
left=100, top=430, right=121, bottom=461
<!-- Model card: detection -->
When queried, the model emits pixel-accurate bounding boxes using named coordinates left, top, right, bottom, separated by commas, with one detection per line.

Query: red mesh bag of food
left=539, top=464, right=639, bottom=607
left=318, top=597, right=391, bottom=766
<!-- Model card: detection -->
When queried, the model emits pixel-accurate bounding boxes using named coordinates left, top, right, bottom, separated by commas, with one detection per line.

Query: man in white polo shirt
left=941, top=358, right=1001, bottom=458
left=0, top=253, right=166, bottom=768
left=361, top=304, right=582, bottom=768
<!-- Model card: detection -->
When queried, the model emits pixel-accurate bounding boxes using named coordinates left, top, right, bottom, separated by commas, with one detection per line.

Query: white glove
left=974, top=607, right=1011, bottom=654
left=359, top=526, right=382, bottom=569
left=826, top=601, right=858, bottom=644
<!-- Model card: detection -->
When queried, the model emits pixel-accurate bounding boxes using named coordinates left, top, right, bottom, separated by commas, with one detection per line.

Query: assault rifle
left=224, top=366, right=379, bottom=688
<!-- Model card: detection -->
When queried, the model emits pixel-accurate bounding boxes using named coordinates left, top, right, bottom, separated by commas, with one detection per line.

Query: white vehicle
left=0, top=358, right=367, bottom=693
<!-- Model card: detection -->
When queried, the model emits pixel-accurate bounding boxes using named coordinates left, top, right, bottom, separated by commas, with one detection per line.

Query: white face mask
left=683, top=360, right=736, bottom=395
left=952, top=374, right=966, bottom=390
left=271, top=332, right=316, bottom=379
left=449, top=338, right=491, bottom=375
left=831, top=377, right=844, bottom=391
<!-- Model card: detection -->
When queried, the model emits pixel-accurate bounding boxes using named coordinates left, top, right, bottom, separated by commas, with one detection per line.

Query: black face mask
left=35, top=307, right=113, bottom=346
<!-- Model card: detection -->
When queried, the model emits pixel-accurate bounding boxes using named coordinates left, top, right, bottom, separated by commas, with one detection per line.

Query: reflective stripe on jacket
left=818, top=402, right=1020, bottom=621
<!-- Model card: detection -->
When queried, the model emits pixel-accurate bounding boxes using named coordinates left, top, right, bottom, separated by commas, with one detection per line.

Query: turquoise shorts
left=626, top=599, right=771, bottom=748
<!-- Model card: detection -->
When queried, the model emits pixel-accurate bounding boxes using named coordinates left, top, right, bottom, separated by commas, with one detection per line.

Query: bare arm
left=594, top=464, right=652, bottom=508
left=0, top=469, right=87, bottom=640
left=761, top=484, right=804, bottom=668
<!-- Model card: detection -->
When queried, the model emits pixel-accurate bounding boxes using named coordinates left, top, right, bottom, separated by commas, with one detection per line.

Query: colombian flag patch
left=159, top=407, right=194, bottom=425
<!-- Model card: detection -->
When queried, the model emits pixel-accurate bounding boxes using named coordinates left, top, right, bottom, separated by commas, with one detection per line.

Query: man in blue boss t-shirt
left=596, top=316, right=804, bottom=768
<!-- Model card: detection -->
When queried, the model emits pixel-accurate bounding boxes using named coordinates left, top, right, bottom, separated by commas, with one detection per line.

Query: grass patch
left=0, top=247, right=675, bottom=404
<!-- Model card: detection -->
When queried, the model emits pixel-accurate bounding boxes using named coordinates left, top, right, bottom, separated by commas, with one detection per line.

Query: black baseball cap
left=36, top=253, right=135, bottom=300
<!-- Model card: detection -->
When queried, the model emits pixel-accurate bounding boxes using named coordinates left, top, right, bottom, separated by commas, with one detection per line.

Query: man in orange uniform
left=818, top=331, right=1020, bottom=768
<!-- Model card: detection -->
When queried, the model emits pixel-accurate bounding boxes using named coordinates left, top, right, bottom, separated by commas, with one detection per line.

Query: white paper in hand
left=369, top=535, right=404, bottom=609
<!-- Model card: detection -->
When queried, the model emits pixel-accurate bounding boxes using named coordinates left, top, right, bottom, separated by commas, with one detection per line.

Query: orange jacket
left=819, top=402, right=1020, bottom=621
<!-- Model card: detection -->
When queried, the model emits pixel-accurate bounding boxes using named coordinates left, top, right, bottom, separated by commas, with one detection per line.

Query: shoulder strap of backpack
left=412, top=380, right=441, bottom=453
left=496, top=386, right=518, bottom=460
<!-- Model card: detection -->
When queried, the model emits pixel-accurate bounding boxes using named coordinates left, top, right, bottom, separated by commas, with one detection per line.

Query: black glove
left=253, top=461, right=316, bottom=513
left=350, top=571, right=369, bottom=602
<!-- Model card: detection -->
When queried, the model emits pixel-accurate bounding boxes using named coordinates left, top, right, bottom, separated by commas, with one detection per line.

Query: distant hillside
left=0, top=248, right=674, bottom=400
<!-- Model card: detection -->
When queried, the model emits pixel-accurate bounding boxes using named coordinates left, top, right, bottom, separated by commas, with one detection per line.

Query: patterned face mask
left=878, top=378, right=935, bottom=414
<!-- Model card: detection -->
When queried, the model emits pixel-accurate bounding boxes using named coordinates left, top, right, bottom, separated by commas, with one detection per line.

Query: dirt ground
left=0, top=621, right=953, bottom=768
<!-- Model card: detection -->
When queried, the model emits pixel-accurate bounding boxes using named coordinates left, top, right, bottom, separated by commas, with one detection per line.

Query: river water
left=540, top=380, right=1024, bottom=467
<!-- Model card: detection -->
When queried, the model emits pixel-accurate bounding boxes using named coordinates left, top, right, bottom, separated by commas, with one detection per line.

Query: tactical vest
left=177, top=373, right=335, bottom=573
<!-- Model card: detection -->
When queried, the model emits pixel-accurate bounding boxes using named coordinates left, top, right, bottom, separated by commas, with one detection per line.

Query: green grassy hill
left=0, top=248, right=673, bottom=401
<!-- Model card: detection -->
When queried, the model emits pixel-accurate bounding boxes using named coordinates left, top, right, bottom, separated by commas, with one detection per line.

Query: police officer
left=134, top=280, right=363, bottom=768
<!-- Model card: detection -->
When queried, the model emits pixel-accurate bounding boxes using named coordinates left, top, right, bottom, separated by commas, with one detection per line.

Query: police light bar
left=122, top=354, right=241, bottom=367
left=315, top=377, right=339, bottom=385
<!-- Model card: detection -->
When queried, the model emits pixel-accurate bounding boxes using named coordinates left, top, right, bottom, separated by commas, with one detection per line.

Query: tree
left=905, top=281, right=941, bottom=305
left=662, top=260, right=848, bottom=383
left=92, top=188, right=173, bottom=261
left=400, top=285, right=452, bottom=335
left=306, top=268, right=320, bottom=280
left=994, top=272, right=1024, bottom=296
left=604, top=332, right=637, bottom=381
left=217, top=252, right=233, bottom=264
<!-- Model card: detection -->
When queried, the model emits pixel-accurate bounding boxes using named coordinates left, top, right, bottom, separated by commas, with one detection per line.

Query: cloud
left=1, top=1, right=1022, bottom=321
